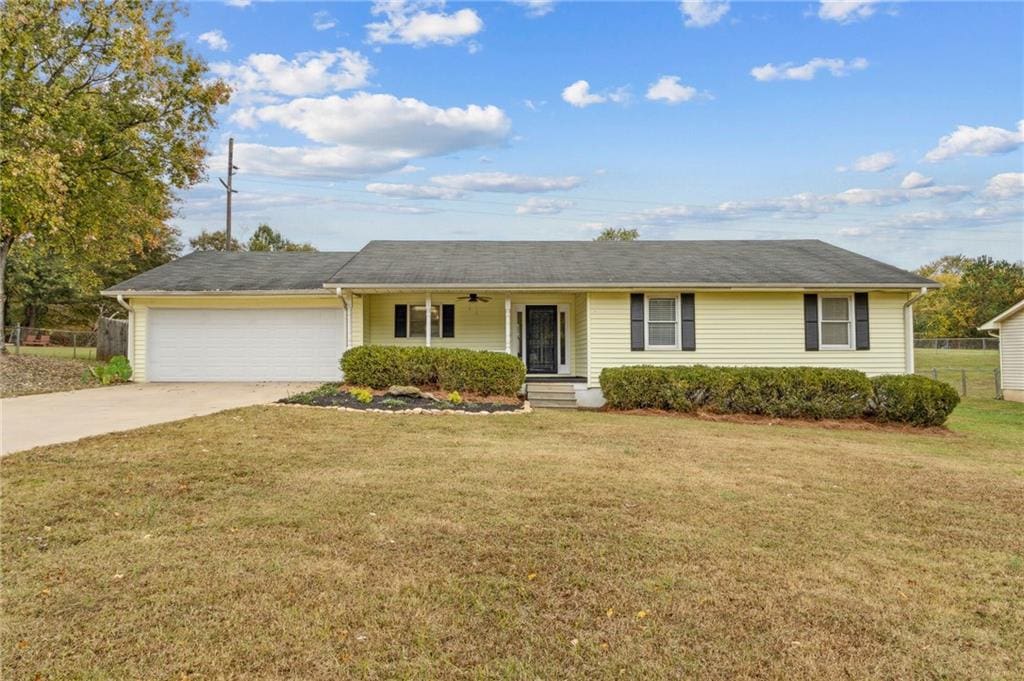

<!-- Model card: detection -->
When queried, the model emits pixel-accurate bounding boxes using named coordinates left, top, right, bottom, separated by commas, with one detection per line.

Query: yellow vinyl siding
left=574, top=292, right=588, bottom=377
left=128, top=294, right=343, bottom=382
left=999, top=310, right=1024, bottom=393
left=587, top=291, right=909, bottom=386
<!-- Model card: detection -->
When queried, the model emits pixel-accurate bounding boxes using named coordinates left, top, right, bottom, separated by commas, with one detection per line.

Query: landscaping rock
left=385, top=385, right=439, bottom=400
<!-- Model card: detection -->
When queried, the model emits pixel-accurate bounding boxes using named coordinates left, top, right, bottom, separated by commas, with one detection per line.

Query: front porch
left=345, top=290, right=589, bottom=380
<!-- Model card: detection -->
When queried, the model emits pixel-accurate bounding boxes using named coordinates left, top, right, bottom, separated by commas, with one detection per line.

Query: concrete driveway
left=1, top=382, right=317, bottom=455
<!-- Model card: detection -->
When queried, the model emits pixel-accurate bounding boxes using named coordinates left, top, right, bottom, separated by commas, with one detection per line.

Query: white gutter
left=322, top=282, right=940, bottom=292
left=116, top=295, right=134, bottom=368
left=903, top=286, right=929, bottom=374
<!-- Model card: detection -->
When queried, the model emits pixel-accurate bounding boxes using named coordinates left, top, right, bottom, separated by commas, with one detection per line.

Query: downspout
left=116, top=294, right=134, bottom=369
left=903, top=286, right=928, bottom=374
left=335, top=287, right=352, bottom=350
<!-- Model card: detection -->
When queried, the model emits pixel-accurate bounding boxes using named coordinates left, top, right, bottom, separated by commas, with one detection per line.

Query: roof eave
left=323, top=281, right=939, bottom=291
left=100, top=289, right=334, bottom=297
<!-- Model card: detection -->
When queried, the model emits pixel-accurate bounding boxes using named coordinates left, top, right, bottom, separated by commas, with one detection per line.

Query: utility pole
left=218, top=137, right=238, bottom=250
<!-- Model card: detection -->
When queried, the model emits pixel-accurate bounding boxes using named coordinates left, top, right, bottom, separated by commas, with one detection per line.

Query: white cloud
left=562, top=80, right=605, bottom=108
left=923, top=120, right=1024, bottom=162
left=838, top=226, right=872, bottom=237
left=515, top=197, right=575, bottom=215
left=524, top=99, right=545, bottom=111
left=365, top=182, right=463, bottom=199
left=432, top=172, right=582, bottom=193
left=837, top=151, right=896, bottom=173
left=818, top=1, right=880, bottom=24
left=900, top=171, right=933, bottom=190
left=209, top=143, right=420, bottom=179
left=750, top=57, right=868, bottom=82
left=621, top=179, right=972, bottom=227
left=679, top=1, right=730, bottom=28
left=312, top=11, right=337, bottom=31
left=982, top=172, right=1024, bottom=199
left=211, top=49, right=372, bottom=99
left=225, top=0, right=251, bottom=7
left=514, top=1, right=556, bottom=18
left=252, top=93, right=510, bottom=154
left=398, top=164, right=425, bottom=174
left=561, top=80, right=629, bottom=108
left=367, top=1, right=483, bottom=46
left=645, top=75, right=707, bottom=104
left=224, top=93, right=511, bottom=178
left=198, top=30, right=229, bottom=52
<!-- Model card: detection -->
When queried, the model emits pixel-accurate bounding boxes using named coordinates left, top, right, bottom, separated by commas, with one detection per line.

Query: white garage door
left=148, top=307, right=346, bottom=381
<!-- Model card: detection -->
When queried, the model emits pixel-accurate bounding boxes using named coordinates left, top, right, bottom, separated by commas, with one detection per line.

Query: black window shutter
left=394, top=304, right=407, bottom=338
left=630, top=293, right=645, bottom=351
left=804, top=294, right=819, bottom=351
left=441, top=304, right=455, bottom=338
left=680, top=293, right=696, bottom=351
left=854, top=292, right=870, bottom=350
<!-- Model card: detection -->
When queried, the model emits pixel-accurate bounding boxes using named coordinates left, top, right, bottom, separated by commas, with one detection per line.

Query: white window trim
left=407, top=303, right=440, bottom=339
left=644, top=293, right=681, bottom=351
left=818, top=294, right=855, bottom=351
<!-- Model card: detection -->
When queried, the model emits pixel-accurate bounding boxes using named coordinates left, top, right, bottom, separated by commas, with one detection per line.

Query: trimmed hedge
left=341, top=345, right=526, bottom=397
left=600, top=365, right=873, bottom=420
left=868, top=374, right=960, bottom=427
left=600, top=365, right=960, bottom=426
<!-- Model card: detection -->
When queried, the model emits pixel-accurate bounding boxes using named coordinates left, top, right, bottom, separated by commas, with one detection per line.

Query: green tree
left=247, top=224, right=316, bottom=252
left=188, top=225, right=316, bottom=252
left=0, top=0, right=229, bottom=331
left=189, top=229, right=244, bottom=252
left=5, top=246, right=78, bottom=329
left=594, top=227, right=640, bottom=241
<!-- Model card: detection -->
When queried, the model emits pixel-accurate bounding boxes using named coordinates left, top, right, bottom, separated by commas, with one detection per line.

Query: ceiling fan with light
left=456, top=293, right=492, bottom=303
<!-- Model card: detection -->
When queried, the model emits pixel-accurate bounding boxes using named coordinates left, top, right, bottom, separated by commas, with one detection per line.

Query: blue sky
left=177, top=1, right=1023, bottom=268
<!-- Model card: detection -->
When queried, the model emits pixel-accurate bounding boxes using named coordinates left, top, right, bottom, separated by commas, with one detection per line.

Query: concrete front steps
left=526, top=382, right=578, bottom=409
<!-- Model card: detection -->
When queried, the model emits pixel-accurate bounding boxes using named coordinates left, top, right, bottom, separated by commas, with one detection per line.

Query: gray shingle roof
left=326, top=240, right=936, bottom=288
left=104, top=251, right=356, bottom=293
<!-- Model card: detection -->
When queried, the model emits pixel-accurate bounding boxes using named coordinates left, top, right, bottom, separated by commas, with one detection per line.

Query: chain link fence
left=914, top=337, right=1000, bottom=351
left=3, top=325, right=98, bottom=359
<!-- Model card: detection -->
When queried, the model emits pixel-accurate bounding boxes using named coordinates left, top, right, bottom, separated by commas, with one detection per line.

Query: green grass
left=3, top=343, right=97, bottom=360
left=915, top=348, right=1000, bottom=398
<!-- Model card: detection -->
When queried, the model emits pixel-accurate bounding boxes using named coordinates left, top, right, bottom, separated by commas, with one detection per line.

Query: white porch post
left=504, top=294, right=512, bottom=354
left=344, top=293, right=353, bottom=349
left=425, top=293, right=432, bottom=347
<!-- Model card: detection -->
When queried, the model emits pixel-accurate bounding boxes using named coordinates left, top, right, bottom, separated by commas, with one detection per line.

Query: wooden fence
left=96, top=317, right=128, bottom=361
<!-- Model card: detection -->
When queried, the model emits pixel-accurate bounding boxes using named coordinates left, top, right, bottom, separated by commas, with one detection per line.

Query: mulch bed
left=0, top=354, right=100, bottom=398
left=280, top=384, right=525, bottom=413
left=602, top=407, right=957, bottom=435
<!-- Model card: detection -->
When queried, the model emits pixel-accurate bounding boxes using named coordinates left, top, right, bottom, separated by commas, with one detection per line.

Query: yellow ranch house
left=103, top=240, right=938, bottom=407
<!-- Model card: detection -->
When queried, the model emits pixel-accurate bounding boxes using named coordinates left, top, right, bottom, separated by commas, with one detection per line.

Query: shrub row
left=341, top=345, right=526, bottom=397
left=599, top=365, right=959, bottom=426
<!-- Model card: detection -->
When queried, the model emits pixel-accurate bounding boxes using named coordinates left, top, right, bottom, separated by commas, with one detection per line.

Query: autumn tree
left=0, top=0, right=229, bottom=331
left=914, top=255, right=1024, bottom=337
left=189, top=229, right=244, bottom=253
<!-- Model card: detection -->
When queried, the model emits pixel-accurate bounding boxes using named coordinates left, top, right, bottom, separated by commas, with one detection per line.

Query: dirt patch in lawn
left=0, top=354, right=100, bottom=397
left=603, top=407, right=959, bottom=436
left=280, top=383, right=524, bottom=412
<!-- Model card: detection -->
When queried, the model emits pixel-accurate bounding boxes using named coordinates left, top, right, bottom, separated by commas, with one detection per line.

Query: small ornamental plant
left=447, top=391, right=463, bottom=405
left=89, top=355, right=133, bottom=385
left=348, top=387, right=374, bottom=404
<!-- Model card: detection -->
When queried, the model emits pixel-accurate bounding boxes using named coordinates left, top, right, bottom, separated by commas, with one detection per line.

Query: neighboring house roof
left=103, top=251, right=356, bottom=294
left=979, top=298, right=1024, bottom=331
left=326, top=239, right=938, bottom=289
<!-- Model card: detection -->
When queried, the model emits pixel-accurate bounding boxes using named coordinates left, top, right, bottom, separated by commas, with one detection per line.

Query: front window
left=820, top=296, right=852, bottom=349
left=646, top=297, right=677, bottom=348
left=409, top=305, right=440, bottom=338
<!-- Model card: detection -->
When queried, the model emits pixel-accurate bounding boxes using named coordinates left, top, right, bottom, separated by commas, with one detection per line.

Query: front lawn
left=3, top=400, right=1021, bottom=678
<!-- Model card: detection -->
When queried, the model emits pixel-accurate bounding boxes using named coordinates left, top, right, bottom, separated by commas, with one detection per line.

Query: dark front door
left=526, top=305, right=558, bottom=374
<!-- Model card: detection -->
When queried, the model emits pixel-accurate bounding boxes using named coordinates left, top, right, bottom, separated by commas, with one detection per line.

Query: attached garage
left=102, top=251, right=358, bottom=382
left=147, top=307, right=345, bottom=382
